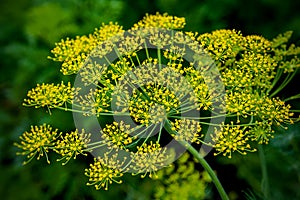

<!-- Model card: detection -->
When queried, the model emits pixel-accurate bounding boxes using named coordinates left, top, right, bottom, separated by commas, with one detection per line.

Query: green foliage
left=25, top=2, right=78, bottom=44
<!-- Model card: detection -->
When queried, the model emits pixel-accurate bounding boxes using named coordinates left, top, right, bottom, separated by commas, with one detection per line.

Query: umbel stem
left=184, top=141, right=229, bottom=200
left=164, top=121, right=229, bottom=200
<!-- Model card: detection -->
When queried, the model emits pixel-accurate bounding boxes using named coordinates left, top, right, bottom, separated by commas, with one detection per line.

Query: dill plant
left=15, top=13, right=300, bottom=199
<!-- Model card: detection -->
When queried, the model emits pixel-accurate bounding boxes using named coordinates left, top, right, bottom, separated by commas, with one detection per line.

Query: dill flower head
left=79, top=87, right=112, bottom=116
left=248, top=122, right=274, bottom=144
left=101, top=121, right=134, bottom=150
left=48, top=22, right=124, bottom=75
left=170, top=118, right=203, bottom=143
left=256, top=97, right=294, bottom=126
left=197, top=29, right=244, bottom=63
left=127, top=84, right=179, bottom=125
left=54, top=129, right=90, bottom=165
left=85, top=153, right=125, bottom=190
left=132, top=12, right=186, bottom=30
left=14, top=124, right=59, bottom=164
left=23, top=82, right=80, bottom=112
left=212, top=122, right=256, bottom=158
left=130, top=142, right=170, bottom=178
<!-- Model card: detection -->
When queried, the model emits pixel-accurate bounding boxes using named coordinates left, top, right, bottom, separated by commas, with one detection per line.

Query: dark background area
left=1, top=0, right=300, bottom=199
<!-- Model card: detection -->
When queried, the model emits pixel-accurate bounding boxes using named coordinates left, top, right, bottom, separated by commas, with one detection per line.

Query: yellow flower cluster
left=132, top=12, right=186, bottom=30
left=14, top=124, right=59, bottom=164
left=85, top=153, right=124, bottom=190
left=113, top=60, right=199, bottom=125
left=23, top=82, right=79, bottom=112
left=93, top=22, right=124, bottom=42
left=128, top=84, right=180, bottom=125
left=15, top=124, right=92, bottom=165
left=245, top=35, right=272, bottom=53
left=221, top=54, right=277, bottom=91
left=225, top=89, right=258, bottom=118
left=49, top=35, right=96, bottom=75
left=17, top=12, right=300, bottom=192
left=184, top=67, right=213, bottom=110
left=101, top=121, right=133, bottom=150
left=54, top=129, right=90, bottom=165
left=248, top=122, right=274, bottom=144
left=49, top=23, right=124, bottom=75
left=79, top=61, right=108, bottom=86
left=130, top=142, right=169, bottom=178
left=170, top=118, right=202, bottom=143
left=256, top=97, right=294, bottom=126
left=79, top=88, right=112, bottom=116
left=212, top=123, right=256, bottom=158
left=197, top=29, right=244, bottom=64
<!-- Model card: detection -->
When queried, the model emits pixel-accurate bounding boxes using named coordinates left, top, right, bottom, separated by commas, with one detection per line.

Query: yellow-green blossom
left=15, top=12, right=300, bottom=195
left=23, top=82, right=79, bottom=112
left=14, top=124, right=59, bottom=164
left=132, top=12, right=186, bottom=30
left=197, top=29, right=244, bottom=64
left=101, top=121, right=133, bottom=150
left=170, top=118, right=202, bottom=143
left=248, top=122, right=274, bottom=144
left=54, top=129, right=90, bottom=165
left=85, top=153, right=124, bottom=190
left=48, top=23, right=124, bottom=75
left=79, top=87, right=112, bottom=116
left=212, top=122, right=256, bottom=158
left=130, top=142, right=170, bottom=178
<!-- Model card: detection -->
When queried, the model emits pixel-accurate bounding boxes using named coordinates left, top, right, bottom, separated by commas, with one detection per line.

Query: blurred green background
left=1, top=0, right=300, bottom=199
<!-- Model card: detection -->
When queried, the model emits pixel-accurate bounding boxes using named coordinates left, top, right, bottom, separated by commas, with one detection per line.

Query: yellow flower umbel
left=48, top=22, right=124, bottom=75
left=23, top=82, right=80, bottom=113
left=14, top=124, right=59, bottom=164
left=132, top=12, right=186, bottom=30
left=54, top=129, right=90, bottom=165
left=101, top=121, right=134, bottom=150
left=85, top=153, right=125, bottom=190
left=170, top=118, right=203, bottom=143
left=212, top=122, right=256, bottom=158
left=130, top=142, right=170, bottom=178
left=248, top=122, right=274, bottom=144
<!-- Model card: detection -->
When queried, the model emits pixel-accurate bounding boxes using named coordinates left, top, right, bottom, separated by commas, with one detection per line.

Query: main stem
left=258, top=145, right=270, bottom=199
left=183, top=141, right=229, bottom=200
left=164, top=121, right=229, bottom=200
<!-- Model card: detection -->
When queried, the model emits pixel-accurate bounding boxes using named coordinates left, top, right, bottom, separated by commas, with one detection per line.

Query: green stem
left=270, top=69, right=297, bottom=98
left=267, top=67, right=283, bottom=94
left=184, top=141, right=229, bottom=200
left=258, top=145, right=270, bottom=199
left=284, top=93, right=300, bottom=102
left=157, top=48, right=162, bottom=70
left=164, top=120, right=229, bottom=200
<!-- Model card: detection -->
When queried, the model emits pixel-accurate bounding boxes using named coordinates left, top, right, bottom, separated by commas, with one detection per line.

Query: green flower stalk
left=15, top=12, right=300, bottom=199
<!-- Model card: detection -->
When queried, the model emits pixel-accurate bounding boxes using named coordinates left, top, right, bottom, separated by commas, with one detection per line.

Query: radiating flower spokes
left=85, top=152, right=126, bottom=190
left=54, top=129, right=91, bottom=165
left=130, top=141, right=171, bottom=179
left=23, top=82, right=80, bottom=114
left=211, top=122, right=257, bottom=158
left=14, top=124, right=59, bottom=164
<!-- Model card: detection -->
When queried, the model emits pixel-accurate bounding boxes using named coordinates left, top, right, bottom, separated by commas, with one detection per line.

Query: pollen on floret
left=85, top=153, right=125, bottom=190
left=14, top=124, right=59, bottom=164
